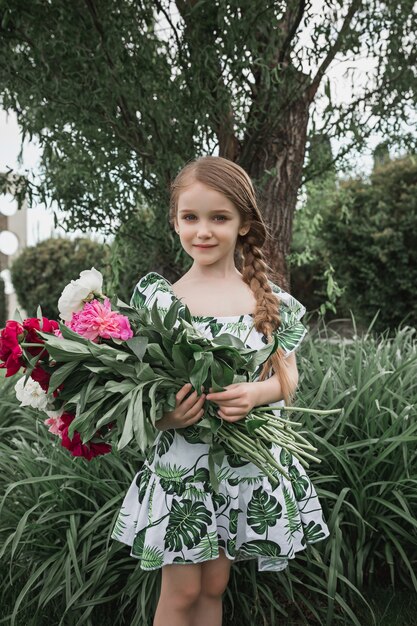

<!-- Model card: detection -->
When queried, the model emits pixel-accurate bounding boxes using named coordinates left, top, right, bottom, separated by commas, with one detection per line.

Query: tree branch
left=307, top=0, right=362, bottom=102
left=277, top=1, right=307, bottom=66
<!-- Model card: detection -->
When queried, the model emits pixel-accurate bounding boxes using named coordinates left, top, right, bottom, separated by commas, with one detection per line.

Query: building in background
left=0, top=170, right=28, bottom=320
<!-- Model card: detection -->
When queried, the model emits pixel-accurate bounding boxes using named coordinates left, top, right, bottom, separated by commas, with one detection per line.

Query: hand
left=205, top=382, right=260, bottom=422
left=156, top=383, right=206, bottom=431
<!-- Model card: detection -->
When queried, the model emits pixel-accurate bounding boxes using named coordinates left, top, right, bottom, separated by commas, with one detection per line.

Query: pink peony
left=44, top=415, right=67, bottom=438
left=66, top=297, right=133, bottom=342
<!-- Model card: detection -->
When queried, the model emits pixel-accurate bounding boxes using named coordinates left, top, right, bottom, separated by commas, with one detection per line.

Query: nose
left=196, top=221, right=213, bottom=239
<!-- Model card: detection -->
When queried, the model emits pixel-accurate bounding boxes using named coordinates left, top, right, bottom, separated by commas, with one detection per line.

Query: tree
left=1, top=1, right=416, bottom=289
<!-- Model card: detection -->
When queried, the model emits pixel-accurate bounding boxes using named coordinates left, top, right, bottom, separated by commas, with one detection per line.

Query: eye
left=181, top=215, right=228, bottom=221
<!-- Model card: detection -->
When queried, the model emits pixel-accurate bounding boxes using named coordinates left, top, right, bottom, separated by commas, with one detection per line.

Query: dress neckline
left=156, top=272, right=255, bottom=320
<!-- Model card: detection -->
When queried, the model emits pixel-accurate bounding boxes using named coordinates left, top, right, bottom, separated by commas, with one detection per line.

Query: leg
left=153, top=562, right=202, bottom=626
left=191, top=549, right=232, bottom=626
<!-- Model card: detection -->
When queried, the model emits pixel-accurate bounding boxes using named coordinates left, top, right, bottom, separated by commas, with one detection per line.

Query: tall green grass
left=1, top=315, right=416, bottom=625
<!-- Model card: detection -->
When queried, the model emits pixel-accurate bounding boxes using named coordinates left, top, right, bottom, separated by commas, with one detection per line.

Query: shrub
left=319, top=155, right=417, bottom=333
left=9, top=237, right=111, bottom=320
left=107, top=205, right=191, bottom=305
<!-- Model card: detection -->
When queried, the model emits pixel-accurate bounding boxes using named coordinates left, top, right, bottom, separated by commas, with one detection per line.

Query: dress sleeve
left=130, top=272, right=161, bottom=310
left=268, top=280, right=308, bottom=357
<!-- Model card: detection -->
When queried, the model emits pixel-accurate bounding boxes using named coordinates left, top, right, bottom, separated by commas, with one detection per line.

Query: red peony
left=58, top=412, right=112, bottom=460
left=0, top=320, right=25, bottom=376
left=30, top=365, right=51, bottom=392
left=23, top=317, right=59, bottom=358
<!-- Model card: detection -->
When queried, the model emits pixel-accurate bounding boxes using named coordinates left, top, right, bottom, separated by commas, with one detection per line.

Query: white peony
left=57, top=267, right=104, bottom=321
left=14, top=376, right=49, bottom=411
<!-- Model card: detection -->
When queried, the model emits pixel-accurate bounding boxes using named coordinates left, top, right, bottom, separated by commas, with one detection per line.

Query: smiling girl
left=111, top=155, right=330, bottom=626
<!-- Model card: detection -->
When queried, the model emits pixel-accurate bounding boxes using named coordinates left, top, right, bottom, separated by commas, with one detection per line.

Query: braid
left=241, top=238, right=296, bottom=406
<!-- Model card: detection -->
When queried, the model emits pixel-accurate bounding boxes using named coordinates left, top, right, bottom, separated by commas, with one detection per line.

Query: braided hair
left=169, top=155, right=296, bottom=406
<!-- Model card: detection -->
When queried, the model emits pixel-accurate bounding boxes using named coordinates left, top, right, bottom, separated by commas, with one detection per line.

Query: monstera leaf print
left=165, top=500, right=213, bottom=551
left=157, top=430, right=175, bottom=456
left=283, top=485, right=302, bottom=539
left=227, top=538, right=236, bottom=557
left=182, top=480, right=210, bottom=502
left=178, top=425, right=208, bottom=445
left=140, top=545, right=165, bottom=570
left=192, top=315, right=214, bottom=325
left=132, top=527, right=146, bottom=556
left=304, top=520, right=327, bottom=542
left=229, top=507, right=242, bottom=534
left=173, top=556, right=196, bottom=564
left=136, top=465, right=153, bottom=504
left=280, top=448, right=293, bottom=467
left=272, top=310, right=307, bottom=355
left=247, top=487, right=282, bottom=535
left=238, top=539, right=282, bottom=557
left=226, top=451, right=251, bottom=468
left=212, top=491, right=228, bottom=511
left=194, top=530, right=219, bottom=560
left=130, top=285, right=146, bottom=309
left=155, top=462, right=191, bottom=495
left=289, top=465, right=310, bottom=501
left=208, top=321, right=224, bottom=337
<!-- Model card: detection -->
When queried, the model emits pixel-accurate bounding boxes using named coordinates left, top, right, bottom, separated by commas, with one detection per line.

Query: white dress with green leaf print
left=111, top=271, right=330, bottom=572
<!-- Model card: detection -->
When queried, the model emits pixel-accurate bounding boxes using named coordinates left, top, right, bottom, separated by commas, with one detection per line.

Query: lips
left=193, top=244, right=217, bottom=248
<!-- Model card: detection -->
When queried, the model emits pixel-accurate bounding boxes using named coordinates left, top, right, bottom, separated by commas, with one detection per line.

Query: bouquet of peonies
left=0, top=268, right=340, bottom=491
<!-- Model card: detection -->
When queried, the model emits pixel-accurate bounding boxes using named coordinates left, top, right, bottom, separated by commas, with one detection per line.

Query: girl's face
left=174, top=181, right=250, bottom=267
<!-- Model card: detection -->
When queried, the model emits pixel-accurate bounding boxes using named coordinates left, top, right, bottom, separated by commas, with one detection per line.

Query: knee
left=171, top=578, right=202, bottom=609
left=201, top=570, right=230, bottom=598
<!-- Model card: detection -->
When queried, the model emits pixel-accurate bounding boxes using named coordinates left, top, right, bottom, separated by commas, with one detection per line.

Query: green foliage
left=319, top=155, right=417, bottom=333
left=0, top=275, right=6, bottom=327
left=9, top=237, right=111, bottom=320
left=1, top=318, right=416, bottom=625
left=107, top=208, right=189, bottom=304
left=0, top=0, right=416, bottom=238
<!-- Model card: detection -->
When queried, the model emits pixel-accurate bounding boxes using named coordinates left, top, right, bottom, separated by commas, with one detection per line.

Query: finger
left=217, top=406, right=248, bottom=417
left=185, top=390, right=207, bottom=411
left=176, top=382, right=192, bottom=403
left=185, top=406, right=205, bottom=423
left=206, top=389, right=242, bottom=401
left=218, top=409, right=244, bottom=422
left=209, top=398, right=245, bottom=407
left=181, top=389, right=199, bottom=409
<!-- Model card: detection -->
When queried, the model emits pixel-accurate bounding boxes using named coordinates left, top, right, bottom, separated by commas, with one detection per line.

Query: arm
left=252, top=352, right=299, bottom=405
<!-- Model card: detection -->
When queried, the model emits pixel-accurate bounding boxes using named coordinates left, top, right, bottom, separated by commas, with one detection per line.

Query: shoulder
left=130, top=272, right=170, bottom=308
left=267, top=279, right=306, bottom=321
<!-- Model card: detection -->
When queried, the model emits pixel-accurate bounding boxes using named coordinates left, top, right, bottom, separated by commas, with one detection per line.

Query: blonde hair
left=169, top=155, right=295, bottom=406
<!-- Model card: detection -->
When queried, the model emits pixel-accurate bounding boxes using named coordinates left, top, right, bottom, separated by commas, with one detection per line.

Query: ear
left=239, top=223, right=250, bottom=236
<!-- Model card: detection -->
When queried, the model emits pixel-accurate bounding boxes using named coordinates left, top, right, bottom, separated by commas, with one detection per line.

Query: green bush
left=0, top=275, right=6, bottom=327
left=319, top=155, right=417, bottom=333
left=1, top=318, right=416, bottom=625
left=107, top=206, right=191, bottom=305
left=9, top=237, right=112, bottom=320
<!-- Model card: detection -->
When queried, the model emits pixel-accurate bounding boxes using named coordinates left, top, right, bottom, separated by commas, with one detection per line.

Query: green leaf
left=163, top=298, right=184, bottom=331
left=47, top=360, right=79, bottom=394
left=126, top=335, right=148, bottom=361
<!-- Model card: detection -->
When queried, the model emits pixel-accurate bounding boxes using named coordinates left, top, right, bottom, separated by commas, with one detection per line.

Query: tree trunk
left=238, top=96, right=311, bottom=292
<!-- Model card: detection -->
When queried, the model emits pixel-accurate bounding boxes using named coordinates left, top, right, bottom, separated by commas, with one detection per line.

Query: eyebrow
left=178, top=208, right=234, bottom=214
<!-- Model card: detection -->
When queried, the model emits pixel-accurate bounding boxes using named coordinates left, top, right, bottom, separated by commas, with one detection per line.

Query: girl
left=111, top=156, right=330, bottom=626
